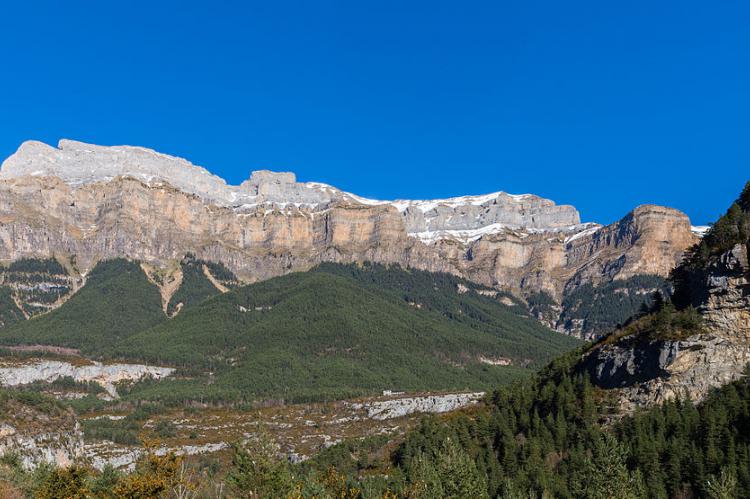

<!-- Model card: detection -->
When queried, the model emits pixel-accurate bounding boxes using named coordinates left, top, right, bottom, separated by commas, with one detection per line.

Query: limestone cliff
left=580, top=185, right=750, bottom=410
left=0, top=140, right=697, bottom=337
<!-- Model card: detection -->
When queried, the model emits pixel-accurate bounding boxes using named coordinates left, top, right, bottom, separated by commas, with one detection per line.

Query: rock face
left=392, top=193, right=581, bottom=237
left=1, top=140, right=335, bottom=208
left=0, top=359, right=175, bottom=397
left=84, top=441, right=230, bottom=472
left=0, top=395, right=85, bottom=469
left=0, top=423, right=85, bottom=470
left=564, top=205, right=697, bottom=288
left=699, top=243, right=750, bottom=341
left=582, top=334, right=750, bottom=412
left=349, top=392, right=485, bottom=420
left=581, top=242, right=750, bottom=411
left=0, top=140, right=697, bottom=337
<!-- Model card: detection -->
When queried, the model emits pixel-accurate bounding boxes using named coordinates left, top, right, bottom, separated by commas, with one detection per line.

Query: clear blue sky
left=1, top=1, right=747, bottom=225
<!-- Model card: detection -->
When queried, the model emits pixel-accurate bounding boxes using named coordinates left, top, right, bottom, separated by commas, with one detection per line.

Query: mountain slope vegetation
left=101, top=264, right=577, bottom=400
left=0, top=259, right=165, bottom=353
left=0, top=259, right=580, bottom=403
left=166, top=254, right=237, bottom=316
left=370, top=182, right=750, bottom=498
left=0, top=256, right=239, bottom=352
left=330, top=355, right=750, bottom=498
left=557, top=274, right=671, bottom=338
left=0, top=257, right=75, bottom=324
left=111, top=263, right=580, bottom=403
left=0, top=288, right=24, bottom=329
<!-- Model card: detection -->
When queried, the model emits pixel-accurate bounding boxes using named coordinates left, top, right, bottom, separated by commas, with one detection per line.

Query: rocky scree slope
left=0, top=388, right=84, bottom=469
left=0, top=139, right=698, bottom=338
left=579, top=182, right=750, bottom=411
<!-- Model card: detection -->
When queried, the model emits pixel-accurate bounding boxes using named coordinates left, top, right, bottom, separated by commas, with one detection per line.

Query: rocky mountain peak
left=579, top=185, right=750, bottom=410
left=2, top=139, right=231, bottom=202
left=0, top=138, right=697, bottom=341
left=0, top=139, right=588, bottom=239
left=1, top=139, right=346, bottom=208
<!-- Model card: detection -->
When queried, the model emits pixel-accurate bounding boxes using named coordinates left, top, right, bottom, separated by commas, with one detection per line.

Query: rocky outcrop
left=392, top=193, right=581, bottom=236
left=0, top=359, right=175, bottom=397
left=462, top=204, right=691, bottom=310
left=0, top=423, right=85, bottom=469
left=581, top=242, right=750, bottom=411
left=84, top=441, right=230, bottom=472
left=1, top=140, right=337, bottom=208
left=0, top=395, right=84, bottom=469
left=564, top=205, right=696, bottom=289
left=582, top=334, right=750, bottom=412
left=349, top=392, right=485, bottom=420
left=0, top=140, right=697, bottom=337
left=699, top=243, right=750, bottom=341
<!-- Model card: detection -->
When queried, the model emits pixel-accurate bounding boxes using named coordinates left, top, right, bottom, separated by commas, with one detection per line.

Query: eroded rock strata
left=0, top=140, right=697, bottom=337
left=582, top=242, right=750, bottom=411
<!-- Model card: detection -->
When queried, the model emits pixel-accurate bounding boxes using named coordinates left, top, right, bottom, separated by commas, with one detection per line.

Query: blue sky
left=0, top=1, right=747, bottom=225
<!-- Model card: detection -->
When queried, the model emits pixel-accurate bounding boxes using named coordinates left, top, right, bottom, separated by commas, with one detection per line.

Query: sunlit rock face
left=0, top=139, right=697, bottom=337
left=0, top=359, right=175, bottom=397
left=581, top=243, right=750, bottom=412
left=349, top=392, right=485, bottom=420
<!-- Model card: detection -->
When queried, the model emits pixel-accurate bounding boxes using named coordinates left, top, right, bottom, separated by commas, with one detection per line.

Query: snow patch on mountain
left=691, top=225, right=710, bottom=237
left=1, top=139, right=589, bottom=244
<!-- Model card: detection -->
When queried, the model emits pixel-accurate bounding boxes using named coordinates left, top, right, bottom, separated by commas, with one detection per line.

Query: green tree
left=570, top=434, right=642, bottom=499
left=226, top=437, right=294, bottom=498
left=430, top=438, right=489, bottom=499
left=88, top=464, right=122, bottom=498
left=706, top=468, right=737, bottom=499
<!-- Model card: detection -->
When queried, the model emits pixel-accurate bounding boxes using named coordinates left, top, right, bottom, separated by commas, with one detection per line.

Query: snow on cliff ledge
left=1, top=139, right=588, bottom=241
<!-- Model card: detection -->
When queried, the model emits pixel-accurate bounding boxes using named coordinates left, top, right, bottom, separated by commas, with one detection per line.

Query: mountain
left=0, top=139, right=698, bottom=338
left=286, top=182, right=750, bottom=498
left=580, top=182, right=750, bottom=411
left=0, top=255, right=237, bottom=353
left=0, top=259, right=165, bottom=352
left=0, top=261, right=580, bottom=403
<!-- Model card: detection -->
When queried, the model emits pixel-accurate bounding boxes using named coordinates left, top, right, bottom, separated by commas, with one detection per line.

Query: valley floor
left=0, top=350, right=484, bottom=473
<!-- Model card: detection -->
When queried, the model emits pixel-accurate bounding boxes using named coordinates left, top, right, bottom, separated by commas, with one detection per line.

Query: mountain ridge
left=0, top=139, right=698, bottom=338
left=1, top=139, right=584, bottom=236
left=579, top=181, right=750, bottom=410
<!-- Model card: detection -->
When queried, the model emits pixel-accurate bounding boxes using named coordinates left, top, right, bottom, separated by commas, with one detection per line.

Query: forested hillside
left=166, top=254, right=238, bottom=316
left=298, top=354, right=750, bottom=498
left=112, top=263, right=580, bottom=403
left=0, top=256, right=238, bottom=352
left=0, top=257, right=77, bottom=328
left=0, top=260, right=580, bottom=404
left=359, top=182, right=750, bottom=498
left=0, top=259, right=165, bottom=353
left=557, top=274, right=671, bottom=338
left=0, top=288, right=24, bottom=329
